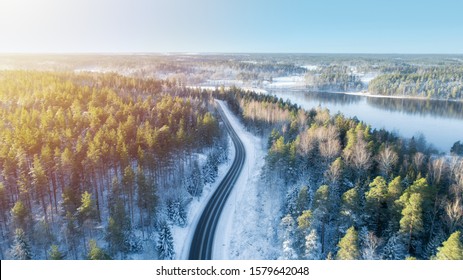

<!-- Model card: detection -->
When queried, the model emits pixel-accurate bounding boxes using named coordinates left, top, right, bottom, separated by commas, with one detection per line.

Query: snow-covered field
left=264, top=75, right=306, bottom=89
left=302, top=65, right=318, bottom=71
left=213, top=101, right=280, bottom=259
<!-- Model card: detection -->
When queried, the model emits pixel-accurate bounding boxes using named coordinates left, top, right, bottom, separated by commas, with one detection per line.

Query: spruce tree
left=187, top=161, right=203, bottom=197
left=167, top=198, right=187, bottom=227
left=157, top=222, right=174, bottom=260
left=48, top=244, right=64, bottom=260
left=10, top=228, right=32, bottom=260
left=87, top=239, right=111, bottom=260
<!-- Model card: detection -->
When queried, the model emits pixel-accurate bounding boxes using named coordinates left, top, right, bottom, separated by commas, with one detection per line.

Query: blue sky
left=0, top=0, right=462, bottom=53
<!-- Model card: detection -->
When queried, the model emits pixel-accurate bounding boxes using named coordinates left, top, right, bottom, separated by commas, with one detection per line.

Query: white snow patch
left=266, top=75, right=306, bottom=89
left=302, top=65, right=318, bottom=71
left=358, top=72, right=378, bottom=85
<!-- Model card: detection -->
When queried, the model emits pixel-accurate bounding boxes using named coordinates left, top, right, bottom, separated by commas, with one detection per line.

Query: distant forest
left=368, top=67, right=463, bottom=99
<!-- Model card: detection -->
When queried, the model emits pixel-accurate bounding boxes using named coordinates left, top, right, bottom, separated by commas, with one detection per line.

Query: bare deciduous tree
left=319, top=125, right=341, bottom=162
left=377, top=145, right=398, bottom=176
left=444, top=197, right=463, bottom=233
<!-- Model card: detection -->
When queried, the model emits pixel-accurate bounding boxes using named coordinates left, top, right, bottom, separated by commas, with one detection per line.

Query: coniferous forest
left=0, top=71, right=228, bottom=259
left=0, top=53, right=462, bottom=260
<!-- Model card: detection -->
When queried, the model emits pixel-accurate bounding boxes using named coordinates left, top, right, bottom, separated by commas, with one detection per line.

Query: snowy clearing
left=265, top=75, right=306, bottom=89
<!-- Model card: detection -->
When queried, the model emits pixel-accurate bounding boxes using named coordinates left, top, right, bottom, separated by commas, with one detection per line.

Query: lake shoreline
left=328, top=90, right=463, bottom=103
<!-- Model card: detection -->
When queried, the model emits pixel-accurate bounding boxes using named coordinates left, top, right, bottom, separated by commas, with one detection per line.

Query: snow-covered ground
left=302, top=65, right=318, bottom=71
left=359, top=72, right=378, bottom=85
left=171, top=138, right=235, bottom=259
left=264, top=75, right=306, bottom=89
left=186, top=85, right=268, bottom=94
left=213, top=100, right=280, bottom=259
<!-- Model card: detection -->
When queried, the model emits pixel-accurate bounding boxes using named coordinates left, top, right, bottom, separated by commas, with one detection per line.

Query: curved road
left=189, top=101, right=246, bottom=260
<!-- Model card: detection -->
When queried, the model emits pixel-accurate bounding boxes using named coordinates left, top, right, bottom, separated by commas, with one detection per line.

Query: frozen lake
left=270, top=90, right=463, bottom=153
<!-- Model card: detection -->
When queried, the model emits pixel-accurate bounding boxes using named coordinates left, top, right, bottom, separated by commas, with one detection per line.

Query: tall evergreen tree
left=87, top=239, right=111, bottom=260
left=434, top=231, right=463, bottom=260
left=365, top=176, right=388, bottom=233
left=10, top=228, right=32, bottom=260
left=157, top=222, right=174, bottom=260
left=136, top=166, right=157, bottom=230
left=186, top=160, right=203, bottom=197
left=336, top=226, right=360, bottom=260
left=296, top=186, right=309, bottom=216
left=399, top=193, right=424, bottom=253
left=167, top=198, right=187, bottom=227
left=11, top=200, right=29, bottom=231
left=48, top=244, right=64, bottom=260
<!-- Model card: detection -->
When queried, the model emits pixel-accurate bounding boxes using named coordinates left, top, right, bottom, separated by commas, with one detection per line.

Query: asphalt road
left=188, top=101, right=246, bottom=260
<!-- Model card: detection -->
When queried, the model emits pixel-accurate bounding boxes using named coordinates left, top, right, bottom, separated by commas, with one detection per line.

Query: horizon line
left=1, top=52, right=463, bottom=56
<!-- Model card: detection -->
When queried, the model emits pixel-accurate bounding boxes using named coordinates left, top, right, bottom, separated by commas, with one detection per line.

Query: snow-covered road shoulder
left=172, top=137, right=235, bottom=259
left=213, top=100, right=273, bottom=259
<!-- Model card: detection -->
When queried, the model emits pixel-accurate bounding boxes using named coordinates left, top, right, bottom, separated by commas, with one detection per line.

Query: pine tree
left=62, top=210, right=80, bottom=259
left=106, top=201, right=131, bottom=258
left=136, top=166, right=157, bottom=229
left=10, top=228, right=32, bottom=260
left=340, top=187, right=360, bottom=226
left=77, top=191, right=96, bottom=223
left=365, top=176, right=388, bottom=232
left=297, top=210, right=312, bottom=231
left=122, top=166, right=135, bottom=222
left=48, top=244, right=64, bottom=260
left=336, top=226, right=360, bottom=260
left=387, top=176, right=402, bottom=203
left=296, top=186, right=309, bottom=215
left=433, top=231, right=463, bottom=260
left=106, top=176, right=134, bottom=258
left=157, top=222, right=174, bottom=260
left=11, top=200, right=29, bottom=231
left=399, top=193, right=423, bottom=252
left=30, top=155, right=49, bottom=221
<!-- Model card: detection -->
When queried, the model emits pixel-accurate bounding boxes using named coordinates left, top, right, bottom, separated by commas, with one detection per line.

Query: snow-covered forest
left=0, top=71, right=229, bottom=259
left=1, top=54, right=462, bottom=260
left=217, top=87, right=463, bottom=260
